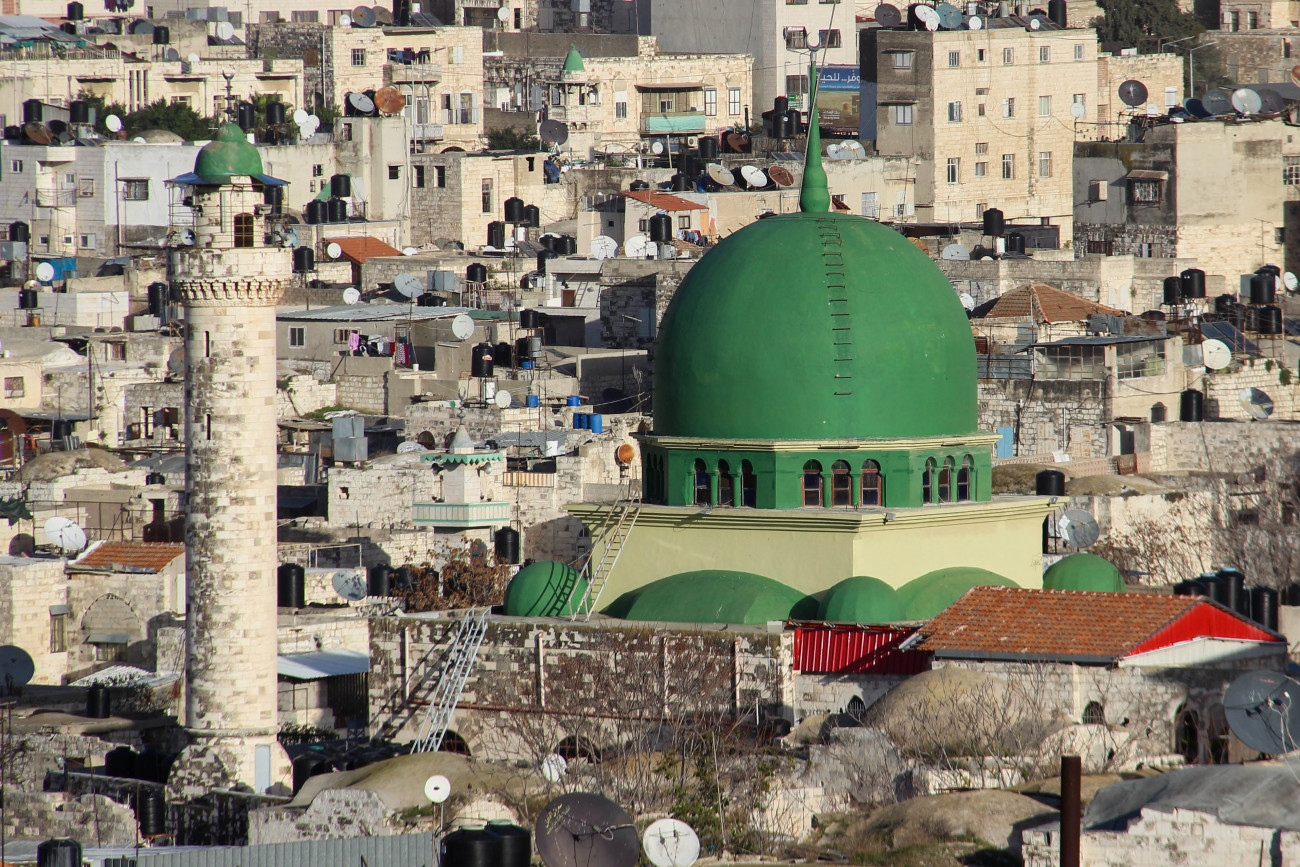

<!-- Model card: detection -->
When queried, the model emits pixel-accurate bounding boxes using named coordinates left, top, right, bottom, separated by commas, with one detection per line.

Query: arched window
left=693, top=459, right=710, bottom=506
left=1082, top=701, right=1105, bottom=725
left=957, top=455, right=973, bottom=501
left=741, top=460, right=757, bottom=507
left=1174, top=705, right=1199, bottom=764
left=846, top=695, right=867, bottom=721
left=717, top=459, right=734, bottom=506
left=860, top=460, right=884, bottom=507
left=802, top=460, right=823, bottom=507
left=938, top=457, right=954, bottom=503
left=831, top=460, right=853, bottom=506
left=922, top=458, right=936, bottom=504
left=233, top=213, right=255, bottom=248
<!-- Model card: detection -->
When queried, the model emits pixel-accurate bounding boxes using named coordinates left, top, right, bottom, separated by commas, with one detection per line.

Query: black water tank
left=698, top=136, right=719, bottom=160
left=68, top=100, right=89, bottom=124
left=467, top=262, right=488, bottom=283
left=236, top=102, right=255, bottom=131
left=1150, top=402, right=1167, bottom=423
left=1035, top=469, right=1066, bottom=497
left=368, top=564, right=391, bottom=597
left=330, top=173, right=351, bottom=198
left=1218, top=568, right=1246, bottom=614
left=785, top=108, right=802, bottom=135
left=147, top=281, right=167, bottom=315
left=1188, top=580, right=1209, bottom=597
left=278, top=563, right=305, bottom=608
left=105, top=745, right=136, bottom=777
left=23, top=99, right=42, bottom=125
left=1162, top=276, right=1181, bottom=305
left=1047, top=0, right=1066, bottom=26
left=395, top=0, right=412, bottom=23
left=265, top=101, right=286, bottom=126
left=494, top=527, right=520, bottom=564
left=417, top=293, right=445, bottom=307
left=264, top=185, right=283, bottom=215
left=292, top=752, right=323, bottom=792
left=649, top=213, right=673, bottom=243
left=1258, top=305, right=1282, bottom=335
left=326, top=196, right=348, bottom=223
left=670, top=173, right=692, bottom=192
left=67, top=0, right=84, bottom=18
left=493, top=341, right=513, bottom=368
left=679, top=152, right=696, bottom=179
left=1180, top=268, right=1206, bottom=299
left=292, top=246, right=315, bottom=273
left=137, top=789, right=165, bottom=836
left=1172, top=580, right=1195, bottom=596
left=304, top=199, right=325, bottom=225
left=1285, top=584, right=1300, bottom=606
left=145, top=471, right=165, bottom=485
left=52, top=419, right=74, bottom=440
left=769, top=110, right=790, bottom=139
left=1214, top=293, right=1237, bottom=314
left=1006, top=232, right=1026, bottom=254
left=1251, top=586, right=1279, bottom=631
left=558, top=235, right=577, bottom=255
left=503, top=196, right=525, bottom=224
left=3, top=126, right=20, bottom=140
left=537, top=249, right=557, bottom=273
left=487, top=221, right=506, bottom=248
left=392, top=566, right=412, bottom=589
left=1179, top=389, right=1203, bottom=422
left=522, top=204, right=540, bottom=228
left=1204, top=575, right=1229, bottom=606
left=443, top=826, right=500, bottom=867
left=982, top=208, right=1005, bottom=237
left=519, top=309, right=540, bottom=330
left=489, top=820, right=531, bottom=867
left=136, top=749, right=172, bottom=782
left=37, top=840, right=81, bottom=867
left=1250, top=273, right=1276, bottom=305
left=471, top=342, right=495, bottom=378
left=18, top=288, right=38, bottom=310
left=774, top=95, right=789, bottom=115
left=515, top=337, right=531, bottom=362
left=86, top=684, right=110, bottom=719
left=628, top=180, right=650, bottom=191
left=9, top=221, right=29, bottom=243
left=153, top=24, right=169, bottom=44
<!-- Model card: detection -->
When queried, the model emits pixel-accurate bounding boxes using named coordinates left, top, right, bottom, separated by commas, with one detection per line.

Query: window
left=728, top=87, right=742, bottom=115
left=1230, top=10, right=1240, bottom=29
left=615, top=97, right=628, bottom=119
left=289, top=327, right=305, bottom=347
left=1285, top=158, right=1300, bottom=187
left=831, top=461, right=852, bottom=506
left=413, top=165, right=425, bottom=188
left=434, top=166, right=446, bottom=187
left=1039, top=45, right=1051, bottom=63
left=893, top=51, right=914, bottom=69
left=78, top=177, right=94, bottom=197
left=94, top=641, right=127, bottom=663
left=1003, top=47, right=1014, bottom=64
left=677, top=215, right=691, bottom=229
left=3, top=377, right=24, bottom=398
left=948, top=50, right=960, bottom=67
left=638, top=219, right=649, bottom=232
left=9, top=160, right=22, bottom=173
left=860, top=461, right=883, bottom=506
left=1286, top=40, right=1292, bottom=59
left=818, top=29, right=842, bottom=48
left=861, top=192, right=878, bottom=218
left=1248, top=11, right=1258, bottom=27
left=785, top=75, right=809, bottom=96
left=351, top=48, right=366, bottom=66
left=122, top=179, right=149, bottom=200
left=974, top=161, right=987, bottom=177
left=481, top=178, right=492, bottom=213
left=922, top=458, right=936, bottom=504
left=291, top=9, right=318, bottom=21
left=820, top=0, right=840, bottom=4
left=892, top=104, right=914, bottom=125
left=978, top=103, right=986, bottom=116
left=977, top=49, right=986, bottom=61
left=1129, top=179, right=1162, bottom=204
left=947, top=101, right=962, bottom=122
left=1002, top=97, right=1015, bottom=118
left=458, top=92, right=473, bottom=125
left=718, top=460, right=734, bottom=506
left=787, top=0, right=807, bottom=5
left=693, top=459, right=710, bottom=506
left=938, top=457, right=954, bottom=503
left=1039, top=95, right=1051, bottom=116
left=233, top=213, right=254, bottom=248
left=1116, top=340, right=1166, bottom=379
left=1002, top=154, right=1015, bottom=179
left=946, top=158, right=959, bottom=184
left=80, top=234, right=96, bottom=249
left=1165, top=86, right=1178, bottom=107
left=975, top=141, right=988, bottom=154
left=741, top=460, right=757, bottom=507
left=1083, top=701, right=1105, bottom=725
left=1038, top=151, right=1052, bottom=177
left=802, top=461, right=823, bottom=507
left=50, top=613, right=66, bottom=653
left=1073, top=93, right=1085, bottom=110
left=1074, top=42, right=1084, bottom=60
left=704, top=88, right=717, bottom=116
left=334, top=328, right=356, bottom=344
left=957, top=455, right=973, bottom=501
left=784, top=27, right=807, bottom=49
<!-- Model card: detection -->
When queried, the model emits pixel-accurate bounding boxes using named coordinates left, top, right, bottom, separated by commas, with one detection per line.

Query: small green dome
left=605, top=570, right=816, bottom=625
left=818, top=576, right=903, bottom=623
left=194, top=122, right=264, bottom=181
left=1043, top=553, right=1124, bottom=593
left=503, top=561, right=587, bottom=617
left=653, top=212, right=976, bottom=440
left=562, top=43, right=585, bottom=72
left=896, top=567, right=1017, bottom=621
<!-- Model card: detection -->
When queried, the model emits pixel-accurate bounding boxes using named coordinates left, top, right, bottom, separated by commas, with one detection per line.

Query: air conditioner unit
left=254, top=203, right=272, bottom=214
left=1090, top=180, right=1107, bottom=202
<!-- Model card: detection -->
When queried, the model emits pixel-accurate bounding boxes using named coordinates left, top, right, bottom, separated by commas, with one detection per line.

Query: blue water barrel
left=525, top=394, right=539, bottom=407
left=589, top=414, right=604, bottom=433
left=566, top=395, right=581, bottom=406
left=574, top=413, right=588, bottom=430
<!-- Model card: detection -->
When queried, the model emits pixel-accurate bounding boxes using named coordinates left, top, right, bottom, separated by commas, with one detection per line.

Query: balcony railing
left=411, top=122, right=445, bottom=141
left=499, top=471, right=557, bottom=487
left=36, top=187, right=77, bottom=208
left=413, top=501, right=510, bottom=527
left=385, top=63, right=443, bottom=85
left=640, top=112, right=705, bottom=134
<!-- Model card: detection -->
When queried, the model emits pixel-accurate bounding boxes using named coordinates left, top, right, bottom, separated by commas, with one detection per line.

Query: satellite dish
left=1201, top=339, right=1231, bottom=370
left=44, top=517, right=87, bottom=552
left=497, top=5, right=511, bottom=19
left=1057, top=509, right=1100, bottom=548
left=1293, top=64, right=1300, bottom=86
left=1283, top=271, right=1299, bottom=293
left=623, top=235, right=650, bottom=258
left=967, top=14, right=982, bottom=29
left=347, top=92, right=376, bottom=115
left=1118, top=80, right=1148, bottom=108
left=167, top=347, right=185, bottom=377
left=1240, top=387, right=1274, bottom=420
left=494, top=390, right=513, bottom=409
left=768, top=165, right=795, bottom=187
left=1184, top=97, right=1210, bottom=118
left=958, top=292, right=975, bottom=311
left=0, top=646, right=35, bottom=689
left=450, top=313, right=475, bottom=340
left=326, top=242, right=343, bottom=260
left=941, top=243, right=970, bottom=260
left=935, top=1, right=962, bottom=28
left=8, top=534, right=34, bottom=557
left=874, top=3, right=902, bottom=26
left=540, top=753, right=567, bottom=782
left=402, top=246, right=418, bottom=256
left=293, top=108, right=310, bottom=125
left=339, top=13, right=352, bottom=26
left=215, top=20, right=234, bottom=40
left=1258, top=89, right=1285, bottom=113
left=164, top=48, right=180, bottom=61
left=1202, top=90, right=1233, bottom=115
left=1145, top=103, right=1161, bottom=116
left=826, top=143, right=849, bottom=160
left=915, top=5, right=940, bottom=29
left=374, top=86, right=406, bottom=115
left=332, top=570, right=368, bottom=601
left=132, top=136, right=148, bottom=144
left=105, top=114, right=122, bottom=132
left=187, top=52, right=200, bottom=64
left=1070, top=102, right=1086, bottom=119
left=649, top=140, right=665, bottom=155
left=706, top=164, right=734, bottom=186
left=740, top=165, right=767, bottom=187
left=535, top=793, right=638, bottom=867
left=1027, top=15, right=1041, bottom=28
left=591, top=236, right=619, bottom=259
left=1224, top=670, right=1300, bottom=754
left=844, top=141, right=867, bottom=159
left=1231, top=87, right=1263, bottom=115
left=352, top=5, right=376, bottom=26
left=539, top=120, right=569, bottom=146
left=424, top=774, right=452, bottom=803
left=34, top=262, right=55, bottom=283
left=642, top=819, right=701, bottom=867
left=342, top=287, right=361, bottom=305
left=180, top=228, right=196, bottom=246
left=394, top=273, right=424, bottom=298
left=397, top=440, right=426, bottom=454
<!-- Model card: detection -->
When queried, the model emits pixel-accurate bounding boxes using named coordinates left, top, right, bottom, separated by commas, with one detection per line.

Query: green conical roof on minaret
left=194, top=122, right=264, bottom=181
left=799, top=57, right=829, bottom=214
left=563, top=43, right=585, bottom=72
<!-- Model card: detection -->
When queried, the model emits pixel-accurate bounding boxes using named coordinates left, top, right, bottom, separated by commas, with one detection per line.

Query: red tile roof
left=979, top=282, right=1125, bottom=324
left=622, top=190, right=708, bottom=211
left=326, top=236, right=403, bottom=265
left=74, top=542, right=184, bottom=573
left=917, top=586, right=1282, bottom=662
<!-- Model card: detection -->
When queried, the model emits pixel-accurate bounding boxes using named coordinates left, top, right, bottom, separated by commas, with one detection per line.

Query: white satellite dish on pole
left=1201, top=339, right=1231, bottom=371
left=540, top=753, right=567, bottom=782
left=105, top=114, right=122, bottom=133
left=642, top=818, right=701, bottom=867
left=44, top=517, right=88, bottom=553
left=34, top=262, right=55, bottom=282
left=450, top=313, right=475, bottom=340
left=591, top=236, right=619, bottom=259
left=424, top=774, right=452, bottom=803
left=494, top=390, right=512, bottom=409
left=326, top=242, right=343, bottom=260
left=342, top=287, right=361, bottom=305
left=1057, top=509, right=1100, bottom=548
left=394, top=273, right=424, bottom=299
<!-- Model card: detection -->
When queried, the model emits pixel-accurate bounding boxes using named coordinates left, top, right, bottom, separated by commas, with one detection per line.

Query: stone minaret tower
left=166, top=124, right=290, bottom=795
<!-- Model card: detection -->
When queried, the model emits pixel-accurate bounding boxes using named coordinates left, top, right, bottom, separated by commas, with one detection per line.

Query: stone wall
left=0, top=557, right=70, bottom=685
left=599, top=261, right=691, bottom=350
left=278, top=375, right=338, bottom=420
left=0, top=789, right=137, bottom=844
left=1148, top=420, right=1300, bottom=474
left=1202, top=360, right=1299, bottom=421
left=978, top=379, right=1109, bottom=459
left=795, top=672, right=910, bottom=719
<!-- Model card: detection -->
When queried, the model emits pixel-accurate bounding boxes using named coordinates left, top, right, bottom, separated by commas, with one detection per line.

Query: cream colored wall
left=1094, top=53, right=1183, bottom=132
left=454, top=152, right=568, bottom=250
left=0, top=359, right=42, bottom=411
left=1109, top=337, right=1187, bottom=421
left=1219, top=0, right=1297, bottom=28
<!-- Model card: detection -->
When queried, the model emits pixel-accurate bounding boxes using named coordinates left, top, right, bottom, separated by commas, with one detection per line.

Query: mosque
left=507, top=76, right=1123, bottom=626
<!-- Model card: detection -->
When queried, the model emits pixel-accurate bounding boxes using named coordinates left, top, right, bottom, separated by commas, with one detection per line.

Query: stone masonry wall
left=978, top=379, right=1108, bottom=459
left=1148, top=420, right=1300, bottom=474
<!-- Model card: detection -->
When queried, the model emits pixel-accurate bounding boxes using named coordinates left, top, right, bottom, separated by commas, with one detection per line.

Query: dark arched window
left=938, top=457, right=954, bottom=503
left=1174, top=705, right=1199, bottom=764
left=831, top=460, right=852, bottom=506
left=1082, top=701, right=1105, bottom=725
left=922, top=458, right=936, bottom=504
left=693, top=458, right=710, bottom=506
left=718, top=459, right=734, bottom=506
left=233, top=213, right=255, bottom=248
left=802, top=460, right=823, bottom=507
left=860, top=460, right=883, bottom=506
left=741, top=460, right=757, bottom=507
left=957, top=455, right=973, bottom=501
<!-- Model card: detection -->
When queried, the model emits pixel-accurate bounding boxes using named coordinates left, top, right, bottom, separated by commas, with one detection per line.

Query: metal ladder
left=570, top=491, right=641, bottom=620
left=411, top=607, right=490, bottom=753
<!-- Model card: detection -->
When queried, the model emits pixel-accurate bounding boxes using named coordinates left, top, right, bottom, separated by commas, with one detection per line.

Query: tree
left=486, top=128, right=541, bottom=151
left=1092, top=0, right=1203, bottom=51
left=78, top=90, right=216, bottom=140
left=396, top=539, right=514, bottom=612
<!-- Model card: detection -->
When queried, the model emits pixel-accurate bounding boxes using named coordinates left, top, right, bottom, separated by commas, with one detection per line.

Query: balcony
left=412, top=501, right=510, bottom=527
left=549, top=104, right=601, bottom=125
left=410, top=122, right=445, bottom=141
left=385, top=63, right=443, bottom=85
left=35, top=187, right=76, bottom=208
left=639, top=112, right=706, bottom=134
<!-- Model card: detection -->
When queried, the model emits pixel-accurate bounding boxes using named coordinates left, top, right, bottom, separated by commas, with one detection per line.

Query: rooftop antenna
left=221, top=70, right=236, bottom=124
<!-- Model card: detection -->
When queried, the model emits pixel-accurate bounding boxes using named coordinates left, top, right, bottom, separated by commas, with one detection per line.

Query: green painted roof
left=194, top=122, right=264, bottom=180
left=562, top=43, right=584, bottom=72
left=818, top=575, right=903, bottom=623
left=896, top=567, right=1017, bottom=621
left=1043, top=553, right=1124, bottom=593
left=503, top=561, right=587, bottom=617
left=653, top=214, right=977, bottom=441
left=605, top=570, right=816, bottom=625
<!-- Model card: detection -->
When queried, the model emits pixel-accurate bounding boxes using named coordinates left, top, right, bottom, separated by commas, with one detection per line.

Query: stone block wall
left=1148, top=419, right=1300, bottom=474
left=1203, top=361, right=1299, bottom=421
left=795, top=672, right=910, bottom=719
left=978, top=378, right=1108, bottom=459
left=0, top=790, right=137, bottom=844
left=278, top=375, right=338, bottom=420
left=0, top=558, right=70, bottom=685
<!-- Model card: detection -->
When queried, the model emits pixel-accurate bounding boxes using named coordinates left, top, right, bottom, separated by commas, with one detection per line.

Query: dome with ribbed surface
left=194, top=122, right=264, bottom=181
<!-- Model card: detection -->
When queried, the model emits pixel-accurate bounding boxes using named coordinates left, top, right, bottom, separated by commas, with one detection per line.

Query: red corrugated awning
left=325, top=236, right=402, bottom=265
left=792, top=624, right=928, bottom=675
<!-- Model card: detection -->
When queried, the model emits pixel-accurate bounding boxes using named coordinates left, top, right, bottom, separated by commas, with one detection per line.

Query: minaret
left=165, top=124, right=291, bottom=795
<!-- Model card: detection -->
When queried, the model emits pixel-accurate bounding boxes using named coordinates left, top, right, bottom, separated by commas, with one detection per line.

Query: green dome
left=562, top=43, right=585, bottom=72
left=503, top=561, right=587, bottom=617
left=896, top=567, right=1017, bottom=621
left=1043, top=553, right=1124, bottom=593
left=604, top=570, right=817, bottom=625
left=194, top=122, right=264, bottom=181
left=818, top=576, right=903, bottom=623
left=653, top=212, right=977, bottom=440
